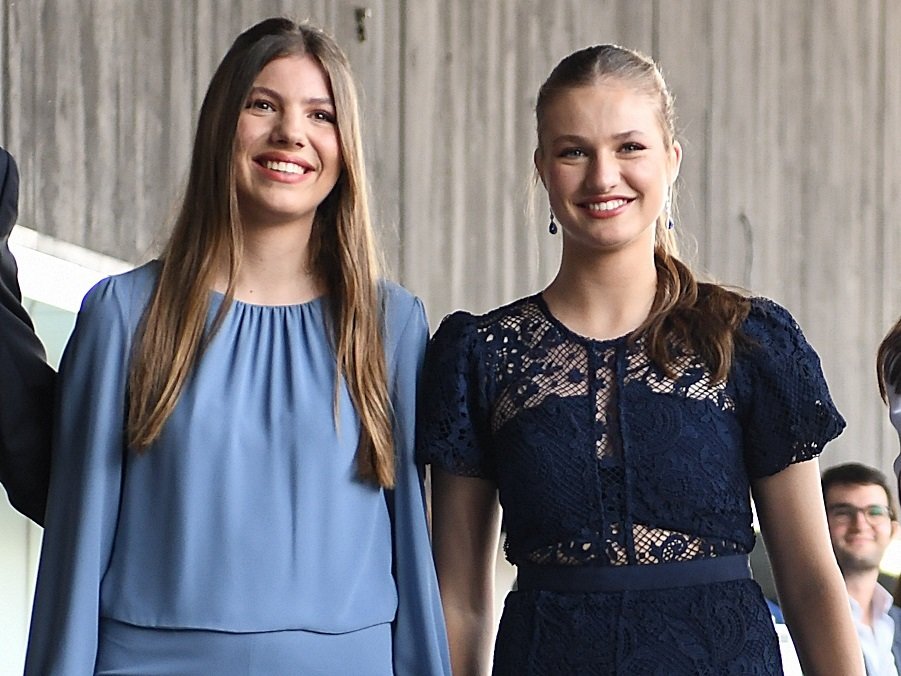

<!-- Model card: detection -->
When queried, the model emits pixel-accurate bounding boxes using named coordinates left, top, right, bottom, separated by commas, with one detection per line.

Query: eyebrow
left=611, top=130, right=646, bottom=140
left=549, top=130, right=647, bottom=145
left=826, top=502, right=889, bottom=509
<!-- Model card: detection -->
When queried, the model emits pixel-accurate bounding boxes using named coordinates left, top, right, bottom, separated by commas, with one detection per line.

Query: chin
left=838, top=555, right=883, bottom=573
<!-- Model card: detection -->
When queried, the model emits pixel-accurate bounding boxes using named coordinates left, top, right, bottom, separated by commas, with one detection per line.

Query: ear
left=892, top=519, right=901, bottom=539
left=668, top=140, right=683, bottom=185
left=534, top=147, right=547, bottom=189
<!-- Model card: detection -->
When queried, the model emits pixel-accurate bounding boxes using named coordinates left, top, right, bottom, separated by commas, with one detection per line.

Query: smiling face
left=234, top=54, right=342, bottom=231
left=535, top=79, right=680, bottom=256
left=825, top=482, right=898, bottom=574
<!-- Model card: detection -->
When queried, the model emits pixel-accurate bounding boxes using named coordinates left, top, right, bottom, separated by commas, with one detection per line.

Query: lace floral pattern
left=494, top=580, right=781, bottom=675
left=418, top=294, right=844, bottom=673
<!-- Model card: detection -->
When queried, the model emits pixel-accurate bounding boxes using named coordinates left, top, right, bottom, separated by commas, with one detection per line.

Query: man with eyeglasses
left=823, top=463, right=901, bottom=675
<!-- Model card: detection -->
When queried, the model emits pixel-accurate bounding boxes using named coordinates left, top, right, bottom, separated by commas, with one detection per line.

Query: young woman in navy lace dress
left=417, top=45, right=862, bottom=675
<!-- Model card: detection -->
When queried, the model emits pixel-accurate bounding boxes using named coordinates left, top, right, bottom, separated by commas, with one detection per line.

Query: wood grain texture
left=880, top=0, right=901, bottom=468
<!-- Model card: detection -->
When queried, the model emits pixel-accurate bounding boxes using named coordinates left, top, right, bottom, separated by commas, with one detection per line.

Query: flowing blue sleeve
left=24, top=275, right=136, bottom=675
left=384, top=292, right=451, bottom=676
left=736, top=298, right=845, bottom=478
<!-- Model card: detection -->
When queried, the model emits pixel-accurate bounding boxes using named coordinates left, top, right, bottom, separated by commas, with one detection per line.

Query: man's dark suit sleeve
left=891, top=604, right=901, bottom=674
left=0, top=147, right=54, bottom=524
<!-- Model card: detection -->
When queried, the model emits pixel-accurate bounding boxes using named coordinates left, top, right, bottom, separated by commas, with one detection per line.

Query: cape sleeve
left=0, top=146, right=54, bottom=524
left=416, top=311, right=494, bottom=479
left=24, top=275, right=134, bottom=675
left=736, top=297, right=845, bottom=479
left=384, top=294, right=451, bottom=676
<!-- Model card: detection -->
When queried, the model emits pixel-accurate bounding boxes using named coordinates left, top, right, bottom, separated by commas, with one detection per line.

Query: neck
left=218, top=220, right=323, bottom=305
left=543, top=240, right=657, bottom=340
left=844, top=568, right=881, bottom=627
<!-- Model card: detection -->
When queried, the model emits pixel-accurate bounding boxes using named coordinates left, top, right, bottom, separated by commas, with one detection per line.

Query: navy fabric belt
left=516, top=554, right=751, bottom=593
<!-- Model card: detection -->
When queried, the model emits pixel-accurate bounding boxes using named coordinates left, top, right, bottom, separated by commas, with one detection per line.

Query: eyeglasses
left=826, top=504, right=893, bottom=525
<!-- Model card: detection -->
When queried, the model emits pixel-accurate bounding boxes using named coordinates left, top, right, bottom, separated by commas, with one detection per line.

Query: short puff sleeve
left=416, top=311, right=495, bottom=480
left=735, top=298, right=845, bottom=478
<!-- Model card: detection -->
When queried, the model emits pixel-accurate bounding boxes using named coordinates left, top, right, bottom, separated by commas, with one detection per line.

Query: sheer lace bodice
left=419, top=295, right=842, bottom=571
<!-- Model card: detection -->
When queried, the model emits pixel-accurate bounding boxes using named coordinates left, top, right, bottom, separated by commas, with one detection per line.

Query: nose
left=849, top=510, right=871, bottom=529
left=585, top=152, right=619, bottom=192
left=271, top=107, right=307, bottom=147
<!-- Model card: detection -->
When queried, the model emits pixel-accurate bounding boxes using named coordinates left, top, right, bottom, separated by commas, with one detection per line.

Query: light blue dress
left=25, top=261, right=450, bottom=676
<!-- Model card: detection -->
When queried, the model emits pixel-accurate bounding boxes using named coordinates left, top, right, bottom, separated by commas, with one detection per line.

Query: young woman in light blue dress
left=25, top=18, right=449, bottom=675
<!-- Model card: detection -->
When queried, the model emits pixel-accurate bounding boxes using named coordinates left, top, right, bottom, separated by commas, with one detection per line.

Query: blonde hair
left=128, top=18, right=396, bottom=487
left=535, top=45, right=750, bottom=380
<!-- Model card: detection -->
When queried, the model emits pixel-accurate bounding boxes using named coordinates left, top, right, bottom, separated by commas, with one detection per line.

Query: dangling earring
left=548, top=207, right=558, bottom=235
left=664, top=191, right=674, bottom=230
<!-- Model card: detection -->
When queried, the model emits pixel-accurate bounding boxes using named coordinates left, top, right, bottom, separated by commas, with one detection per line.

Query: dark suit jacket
left=0, top=147, right=54, bottom=524
left=890, top=605, right=901, bottom=674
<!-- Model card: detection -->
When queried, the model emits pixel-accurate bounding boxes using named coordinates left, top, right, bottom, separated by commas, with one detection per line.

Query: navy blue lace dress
left=417, top=294, right=844, bottom=675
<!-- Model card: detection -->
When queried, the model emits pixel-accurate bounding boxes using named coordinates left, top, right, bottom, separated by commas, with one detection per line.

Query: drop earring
left=548, top=207, right=558, bottom=235
left=665, top=192, right=674, bottom=230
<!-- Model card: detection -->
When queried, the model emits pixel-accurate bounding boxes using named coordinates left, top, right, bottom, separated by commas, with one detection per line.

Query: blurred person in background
left=823, top=463, right=901, bottom=675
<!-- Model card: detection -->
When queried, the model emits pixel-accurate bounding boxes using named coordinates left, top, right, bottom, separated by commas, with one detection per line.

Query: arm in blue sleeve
left=24, top=276, right=133, bottom=675
left=385, top=296, right=451, bottom=676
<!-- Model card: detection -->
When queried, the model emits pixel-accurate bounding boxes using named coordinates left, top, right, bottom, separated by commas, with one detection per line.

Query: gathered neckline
left=209, top=288, right=326, bottom=310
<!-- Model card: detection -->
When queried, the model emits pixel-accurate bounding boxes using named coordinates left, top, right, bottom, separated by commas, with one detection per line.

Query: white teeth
left=586, top=199, right=627, bottom=212
left=264, top=160, right=306, bottom=174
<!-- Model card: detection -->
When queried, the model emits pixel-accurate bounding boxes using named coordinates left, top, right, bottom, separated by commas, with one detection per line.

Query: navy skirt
left=494, top=556, right=782, bottom=676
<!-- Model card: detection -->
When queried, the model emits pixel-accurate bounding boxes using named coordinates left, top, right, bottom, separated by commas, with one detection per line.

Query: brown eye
left=312, top=110, right=336, bottom=124
left=246, top=99, right=275, bottom=112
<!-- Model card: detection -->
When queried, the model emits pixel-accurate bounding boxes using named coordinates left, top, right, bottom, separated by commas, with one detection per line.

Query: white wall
left=0, top=500, right=39, bottom=675
left=0, top=229, right=129, bottom=675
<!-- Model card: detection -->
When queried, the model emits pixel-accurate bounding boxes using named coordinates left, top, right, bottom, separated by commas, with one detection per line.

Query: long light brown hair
left=878, top=316, right=901, bottom=401
left=128, top=18, right=396, bottom=487
left=535, top=45, right=750, bottom=380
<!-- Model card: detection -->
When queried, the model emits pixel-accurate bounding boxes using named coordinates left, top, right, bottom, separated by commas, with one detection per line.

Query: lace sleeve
left=736, top=298, right=845, bottom=478
left=416, top=311, right=494, bottom=479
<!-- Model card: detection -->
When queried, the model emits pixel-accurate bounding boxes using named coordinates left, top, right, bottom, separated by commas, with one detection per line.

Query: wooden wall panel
left=0, top=0, right=6, bottom=140
left=7, top=1, right=197, bottom=261
left=881, top=0, right=901, bottom=468
left=332, top=0, right=404, bottom=278
left=402, top=0, right=520, bottom=322
left=798, top=2, right=882, bottom=469
left=763, top=1, right=885, bottom=469
left=655, top=0, right=712, bottom=280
